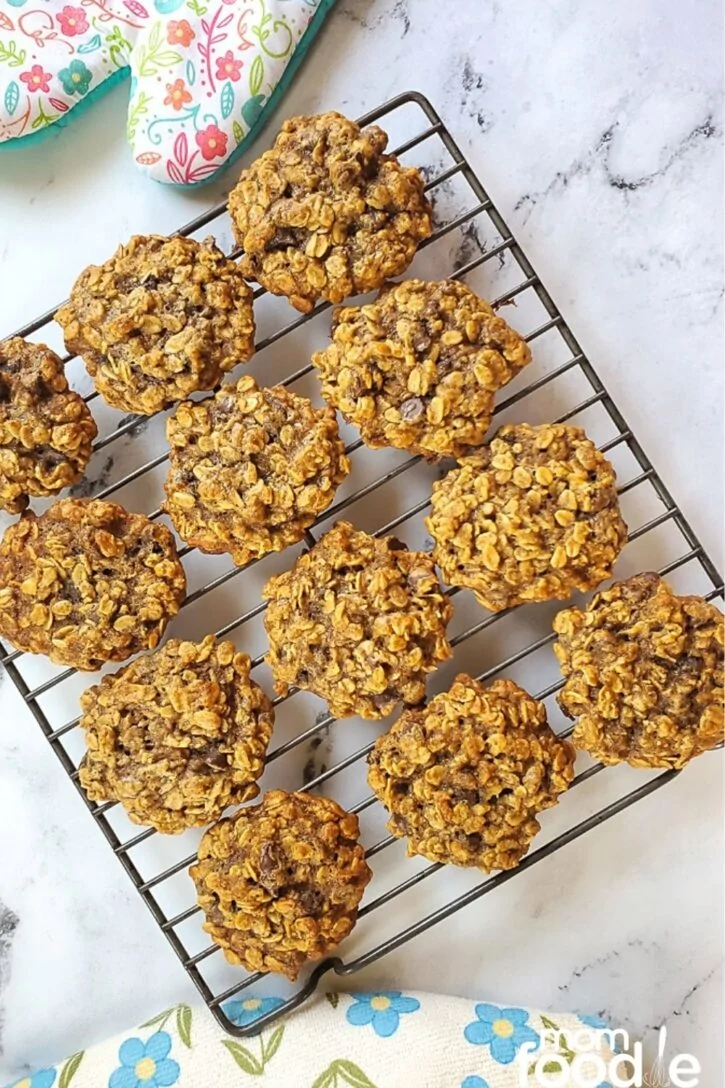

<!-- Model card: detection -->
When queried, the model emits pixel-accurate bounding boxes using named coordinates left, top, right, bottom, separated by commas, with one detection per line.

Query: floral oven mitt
left=0, top=0, right=334, bottom=184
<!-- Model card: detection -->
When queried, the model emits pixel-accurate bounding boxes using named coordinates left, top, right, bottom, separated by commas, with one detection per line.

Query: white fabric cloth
left=5, top=990, right=620, bottom=1088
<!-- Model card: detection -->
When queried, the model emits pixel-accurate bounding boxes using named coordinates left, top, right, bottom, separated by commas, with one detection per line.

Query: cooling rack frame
left=2, top=90, right=722, bottom=1038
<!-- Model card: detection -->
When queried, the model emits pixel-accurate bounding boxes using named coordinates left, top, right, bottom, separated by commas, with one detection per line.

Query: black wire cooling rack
left=2, top=91, right=723, bottom=1038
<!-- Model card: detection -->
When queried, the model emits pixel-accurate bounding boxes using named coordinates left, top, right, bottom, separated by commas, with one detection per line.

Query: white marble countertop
left=0, top=0, right=723, bottom=1084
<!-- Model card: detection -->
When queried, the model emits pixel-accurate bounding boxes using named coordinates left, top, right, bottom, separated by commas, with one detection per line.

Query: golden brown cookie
left=190, top=790, right=371, bottom=979
left=0, top=498, right=186, bottom=670
left=55, top=234, right=255, bottom=415
left=78, top=636, right=273, bottom=832
left=0, top=337, right=97, bottom=514
left=368, top=674, right=575, bottom=871
left=554, top=572, right=724, bottom=769
left=312, top=279, right=531, bottom=458
left=229, top=112, right=432, bottom=313
left=263, top=521, right=452, bottom=719
left=427, top=423, right=627, bottom=611
left=164, top=375, right=349, bottom=566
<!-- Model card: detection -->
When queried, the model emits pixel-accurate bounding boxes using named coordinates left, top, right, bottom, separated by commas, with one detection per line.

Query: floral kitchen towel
left=4, top=991, right=623, bottom=1087
left=0, top=0, right=335, bottom=185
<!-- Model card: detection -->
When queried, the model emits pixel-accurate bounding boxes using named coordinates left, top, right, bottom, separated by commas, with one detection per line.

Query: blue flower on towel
left=346, top=991, right=420, bottom=1037
left=461, top=1078, right=490, bottom=1088
left=8, top=1070, right=56, bottom=1088
left=579, top=1013, right=622, bottom=1052
left=464, top=1004, right=539, bottom=1065
left=108, top=1031, right=179, bottom=1088
left=579, top=1013, right=609, bottom=1030
left=222, top=995, right=285, bottom=1027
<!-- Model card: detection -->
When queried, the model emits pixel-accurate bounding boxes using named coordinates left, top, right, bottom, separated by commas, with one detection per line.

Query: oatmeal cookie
left=79, top=636, right=274, bottom=833
left=55, top=234, right=255, bottom=415
left=263, top=521, right=452, bottom=719
left=164, top=375, right=349, bottom=566
left=229, top=112, right=432, bottom=313
left=0, top=498, right=186, bottom=670
left=0, top=337, right=97, bottom=514
left=554, top=572, right=724, bottom=769
left=427, top=423, right=627, bottom=611
left=312, top=279, right=531, bottom=458
left=368, top=674, right=575, bottom=870
left=190, top=790, right=371, bottom=979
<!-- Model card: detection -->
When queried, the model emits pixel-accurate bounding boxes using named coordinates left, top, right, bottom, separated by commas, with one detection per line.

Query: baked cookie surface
left=55, top=234, right=255, bottom=415
left=164, top=376, right=349, bottom=566
left=427, top=423, right=627, bottom=610
left=554, top=572, right=724, bottom=769
left=79, top=635, right=273, bottom=833
left=263, top=520, right=452, bottom=719
left=368, top=674, right=575, bottom=871
left=229, top=112, right=432, bottom=313
left=0, top=337, right=97, bottom=514
left=190, top=790, right=371, bottom=979
left=0, top=498, right=186, bottom=670
left=313, top=279, right=531, bottom=458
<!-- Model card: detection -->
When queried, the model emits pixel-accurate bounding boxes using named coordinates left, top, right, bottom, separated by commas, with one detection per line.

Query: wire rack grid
left=1, top=91, right=723, bottom=1038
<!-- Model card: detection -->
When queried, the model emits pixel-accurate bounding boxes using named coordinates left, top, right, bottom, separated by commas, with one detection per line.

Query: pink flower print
left=214, top=51, right=243, bottom=83
left=195, top=124, right=228, bottom=161
left=20, top=65, right=52, bottom=94
left=56, top=6, right=89, bottom=36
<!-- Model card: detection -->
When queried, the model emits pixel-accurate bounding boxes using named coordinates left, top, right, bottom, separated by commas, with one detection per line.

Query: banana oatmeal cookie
left=228, top=112, right=432, bottom=313
left=0, top=337, right=97, bottom=514
left=79, top=635, right=274, bottom=833
left=190, top=789, right=371, bottom=979
left=368, top=674, right=575, bottom=870
left=263, top=521, right=453, bottom=719
left=0, top=498, right=186, bottom=670
left=427, top=423, right=627, bottom=611
left=312, top=279, right=531, bottom=458
left=164, top=375, right=349, bottom=566
left=55, top=234, right=255, bottom=415
left=554, top=572, right=724, bottom=769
